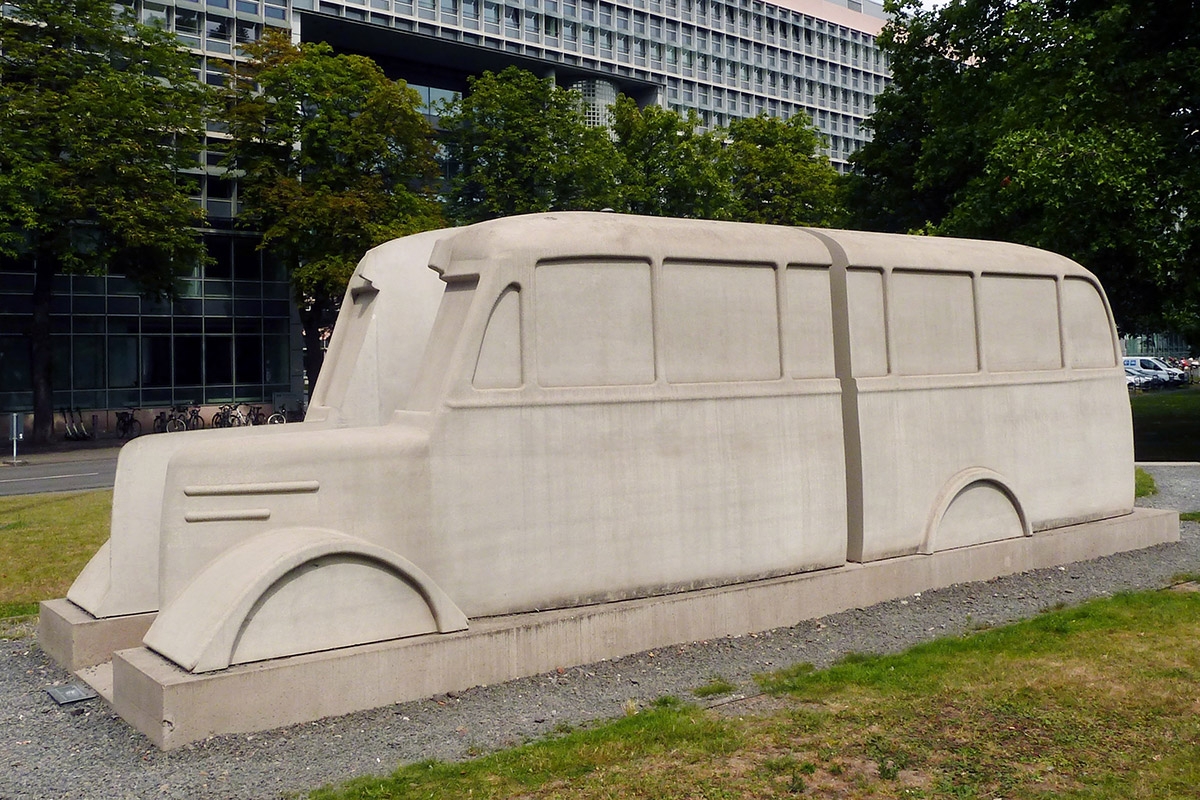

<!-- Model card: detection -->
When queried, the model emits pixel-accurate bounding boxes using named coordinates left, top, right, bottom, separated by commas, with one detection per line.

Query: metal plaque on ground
left=46, top=683, right=98, bottom=705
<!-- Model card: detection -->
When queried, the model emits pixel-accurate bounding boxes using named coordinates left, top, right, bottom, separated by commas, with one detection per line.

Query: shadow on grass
left=1131, top=385, right=1200, bottom=462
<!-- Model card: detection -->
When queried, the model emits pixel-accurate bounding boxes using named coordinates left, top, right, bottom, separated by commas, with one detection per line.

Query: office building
left=0, top=0, right=888, bottom=417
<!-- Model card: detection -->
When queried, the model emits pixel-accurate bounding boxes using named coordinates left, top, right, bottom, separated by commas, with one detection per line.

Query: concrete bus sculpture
left=41, top=213, right=1177, bottom=747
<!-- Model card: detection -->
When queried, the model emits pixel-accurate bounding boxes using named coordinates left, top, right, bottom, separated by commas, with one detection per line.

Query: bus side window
left=473, top=285, right=522, bottom=389
left=846, top=268, right=888, bottom=377
left=1063, top=277, right=1117, bottom=368
left=660, top=261, right=780, bottom=384
left=534, top=260, right=655, bottom=387
left=784, top=266, right=835, bottom=379
left=980, top=275, right=1061, bottom=372
left=890, top=270, right=978, bottom=376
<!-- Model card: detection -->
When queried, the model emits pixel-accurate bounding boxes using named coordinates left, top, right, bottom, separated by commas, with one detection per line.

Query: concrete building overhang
left=296, top=10, right=663, bottom=103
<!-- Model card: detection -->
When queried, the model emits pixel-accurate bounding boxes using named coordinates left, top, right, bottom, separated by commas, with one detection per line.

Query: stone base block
left=85, top=508, right=1178, bottom=749
left=38, top=598, right=155, bottom=672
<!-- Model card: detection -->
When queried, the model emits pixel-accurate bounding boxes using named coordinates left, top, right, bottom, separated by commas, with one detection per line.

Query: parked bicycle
left=114, top=408, right=141, bottom=440
left=151, top=410, right=178, bottom=434
left=153, top=405, right=188, bottom=434
left=210, top=403, right=236, bottom=429
left=184, top=404, right=206, bottom=430
left=213, top=403, right=267, bottom=427
left=267, top=401, right=303, bottom=424
left=243, top=404, right=268, bottom=426
left=168, top=405, right=189, bottom=432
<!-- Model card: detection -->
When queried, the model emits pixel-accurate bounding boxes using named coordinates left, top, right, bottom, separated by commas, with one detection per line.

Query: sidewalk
left=0, top=434, right=125, bottom=466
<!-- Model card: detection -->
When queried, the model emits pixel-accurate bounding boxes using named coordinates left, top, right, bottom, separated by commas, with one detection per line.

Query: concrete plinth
left=67, top=508, right=1177, bottom=749
left=38, top=598, right=155, bottom=672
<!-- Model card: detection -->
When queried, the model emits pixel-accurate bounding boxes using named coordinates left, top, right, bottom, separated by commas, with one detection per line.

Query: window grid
left=160, top=0, right=889, bottom=169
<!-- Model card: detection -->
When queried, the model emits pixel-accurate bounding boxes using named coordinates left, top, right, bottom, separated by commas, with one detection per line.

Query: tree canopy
left=440, top=67, right=844, bottom=226
left=724, top=113, right=844, bottom=228
left=609, top=97, right=733, bottom=219
left=850, top=0, right=1200, bottom=335
left=224, top=30, right=444, bottom=392
left=438, top=67, right=622, bottom=223
left=0, top=0, right=208, bottom=442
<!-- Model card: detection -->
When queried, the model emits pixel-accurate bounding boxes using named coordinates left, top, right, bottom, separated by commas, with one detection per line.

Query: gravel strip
left=3, top=464, right=1198, bottom=800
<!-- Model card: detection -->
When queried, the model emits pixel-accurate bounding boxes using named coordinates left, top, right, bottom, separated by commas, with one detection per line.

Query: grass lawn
left=0, top=489, right=111, bottom=620
left=1130, top=384, right=1200, bottom=461
left=311, top=589, right=1200, bottom=800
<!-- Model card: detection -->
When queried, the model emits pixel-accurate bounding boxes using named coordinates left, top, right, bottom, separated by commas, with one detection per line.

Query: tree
left=441, top=67, right=842, bottom=226
left=609, top=103, right=844, bottom=225
left=724, top=114, right=844, bottom=228
left=849, top=0, right=1200, bottom=335
left=610, top=97, right=733, bottom=220
left=438, top=67, right=621, bottom=223
left=441, top=72, right=740, bottom=223
left=224, top=30, right=444, bottom=395
left=0, top=0, right=209, bottom=443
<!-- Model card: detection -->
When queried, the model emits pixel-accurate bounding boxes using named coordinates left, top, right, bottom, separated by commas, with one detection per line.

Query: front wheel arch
left=143, top=527, right=468, bottom=673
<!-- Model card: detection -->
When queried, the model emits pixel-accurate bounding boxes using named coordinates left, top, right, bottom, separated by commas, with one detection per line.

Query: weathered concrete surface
left=57, top=216, right=1135, bottom=673
left=38, top=598, right=154, bottom=672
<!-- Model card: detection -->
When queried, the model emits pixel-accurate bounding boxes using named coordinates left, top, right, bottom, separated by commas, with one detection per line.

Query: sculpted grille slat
left=183, top=481, right=319, bottom=497
left=184, top=509, right=272, bottom=523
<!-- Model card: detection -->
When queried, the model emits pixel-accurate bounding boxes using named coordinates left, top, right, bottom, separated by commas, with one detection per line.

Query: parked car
left=1126, top=367, right=1153, bottom=389
left=1122, top=356, right=1186, bottom=386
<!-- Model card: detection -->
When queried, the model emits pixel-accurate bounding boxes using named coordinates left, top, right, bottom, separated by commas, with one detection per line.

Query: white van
left=1122, top=356, right=1185, bottom=385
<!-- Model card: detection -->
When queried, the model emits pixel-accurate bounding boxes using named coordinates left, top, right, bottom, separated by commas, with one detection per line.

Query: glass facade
left=0, top=238, right=296, bottom=413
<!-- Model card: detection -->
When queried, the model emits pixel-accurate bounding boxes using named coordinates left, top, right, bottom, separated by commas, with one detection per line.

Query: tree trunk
left=30, top=251, right=56, bottom=444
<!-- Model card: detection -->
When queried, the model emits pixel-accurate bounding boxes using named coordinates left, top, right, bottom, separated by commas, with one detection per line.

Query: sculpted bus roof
left=809, top=227, right=1095, bottom=279
left=428, top=212, right=832, bottom=279
left=411, top=212, right=1097, bottom=284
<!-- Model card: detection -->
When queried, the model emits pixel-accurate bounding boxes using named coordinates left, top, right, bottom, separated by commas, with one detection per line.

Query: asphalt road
left=0, top=454, right=119, bottom=495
